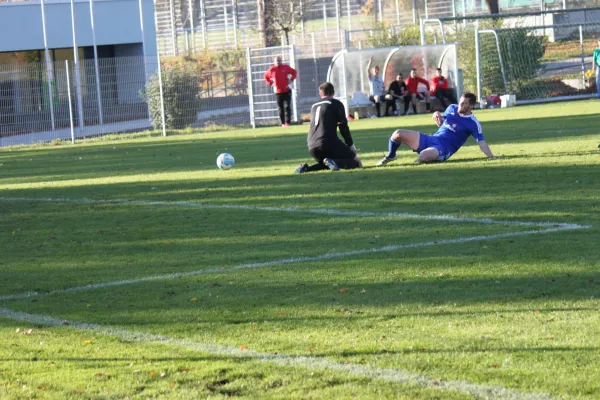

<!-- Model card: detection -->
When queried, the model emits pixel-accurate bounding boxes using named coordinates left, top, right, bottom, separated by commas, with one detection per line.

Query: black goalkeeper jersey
left=307, top=97, right=353, bottom=150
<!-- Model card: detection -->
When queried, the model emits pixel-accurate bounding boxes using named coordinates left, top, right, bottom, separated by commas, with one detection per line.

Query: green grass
left=1, top=100, right=599, bottom=399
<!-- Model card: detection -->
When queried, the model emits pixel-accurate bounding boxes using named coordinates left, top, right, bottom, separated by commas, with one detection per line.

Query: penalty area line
left=0, top=307, right=556, bottom=400
left=0, top=225, right=586, bottom=302
left=0, top=196, right=588, bottom=229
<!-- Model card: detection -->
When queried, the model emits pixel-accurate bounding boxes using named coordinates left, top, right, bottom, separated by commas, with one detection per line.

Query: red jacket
left=264, top=64, right=297, bottom=94
left=431, top=75, right=449, bottom=92
left=404, top=76, right=430, bottom=94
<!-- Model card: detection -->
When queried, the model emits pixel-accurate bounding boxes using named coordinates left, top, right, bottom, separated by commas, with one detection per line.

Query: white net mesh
left=477, top=24, right=600, bottom=104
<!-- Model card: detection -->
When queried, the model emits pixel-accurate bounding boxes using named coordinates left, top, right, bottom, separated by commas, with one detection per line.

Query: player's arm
left=264, top=68, right=272, bottom=85
left=432, top=111, right=444, bottom=127
left=288, top=66, right=297, bottom=81
left=337, top=103, right=354, bottom=148
left=366, top=56, right=373, bottom=77
left=472, top=125, right=495, bottom=158
left=478, top=140, right=495, bottom=158
left=418, top=76, right=430, bottom=91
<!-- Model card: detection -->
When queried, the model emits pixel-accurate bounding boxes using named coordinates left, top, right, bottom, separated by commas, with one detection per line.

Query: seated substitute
left=404, top=68, right=431, bottom=115
left=384, top=73, right=408, bottom=116
left=431, top=68, right=457, bottom=109
left=295, top=82, right=362, bottom=173
left=376, top=92, right=496, bottom=166
left=366, top=56, right=385, bottom=117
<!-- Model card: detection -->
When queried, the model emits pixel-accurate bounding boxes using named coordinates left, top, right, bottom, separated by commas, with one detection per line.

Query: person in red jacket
left=264, top=56, right=297, bottom=127
left=431, top=68, right=457, bottom=109
left=404, top=68, right=431, bottom=115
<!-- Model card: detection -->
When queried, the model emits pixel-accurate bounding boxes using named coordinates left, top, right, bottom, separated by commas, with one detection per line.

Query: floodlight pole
left=89, top=0, right=104, bottom=125
left=70, top=0, right=84, bottom=129
left=40, top=0, right=55, bottom=131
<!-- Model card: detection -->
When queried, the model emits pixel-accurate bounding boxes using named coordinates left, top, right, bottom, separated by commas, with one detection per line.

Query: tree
left=257, top=0, right=313, bottom=47
left=485, top=0, right=500, bottom=14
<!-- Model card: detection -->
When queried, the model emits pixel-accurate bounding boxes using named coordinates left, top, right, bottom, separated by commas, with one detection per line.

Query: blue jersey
left=433, top=105, right=485, bottom=155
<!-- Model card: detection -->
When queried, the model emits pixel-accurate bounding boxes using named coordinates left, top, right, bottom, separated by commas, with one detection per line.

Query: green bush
left=143, top=61, right=202, bottom=129
left=365, top=23, right=423, bottom=48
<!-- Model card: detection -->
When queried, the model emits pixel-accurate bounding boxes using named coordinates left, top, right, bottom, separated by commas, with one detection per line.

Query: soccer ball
left=216, top=153, right=235, bottom=170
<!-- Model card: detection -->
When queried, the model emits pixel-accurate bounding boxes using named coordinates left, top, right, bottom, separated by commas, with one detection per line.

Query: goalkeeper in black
left=294, top=82, right=362, bottom=173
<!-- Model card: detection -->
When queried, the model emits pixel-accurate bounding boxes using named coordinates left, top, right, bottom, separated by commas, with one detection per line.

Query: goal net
left=476, top=24, right=599, bottom=105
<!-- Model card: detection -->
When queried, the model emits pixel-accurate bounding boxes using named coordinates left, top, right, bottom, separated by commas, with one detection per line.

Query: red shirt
left=264, top=64, right=297, bottom=94
left=431, top=75, right=449, bottom=92
left=404, top=76, right=430, bottom=94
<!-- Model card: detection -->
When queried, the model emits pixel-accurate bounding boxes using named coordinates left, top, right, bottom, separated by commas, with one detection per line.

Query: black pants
left=435, top=88, right=457, bottom=107
left=306, top=144, right=359, bottom=172
left=276, top=91, right=292, bottom=125
left=385, top=98, right=398, bottom=115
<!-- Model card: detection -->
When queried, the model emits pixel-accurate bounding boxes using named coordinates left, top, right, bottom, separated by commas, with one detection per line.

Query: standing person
left=295, top=82, right=362, bottom=173
left=431, top=68, right=457, bottom=108
left=593, top=39, right=600, bottom=99
left=376, top=92, right=496, bottom=166
left=404, top=68, right=431, bottom=115
left=264, top=56, right=297, bottom=127
left=384, top=73, right=408, bottom=116
left=366, top=57, right=385, bottom=117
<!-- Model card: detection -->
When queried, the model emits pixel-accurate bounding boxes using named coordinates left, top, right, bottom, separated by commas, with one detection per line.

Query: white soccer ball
left=216, top=153, right=235, bottom=170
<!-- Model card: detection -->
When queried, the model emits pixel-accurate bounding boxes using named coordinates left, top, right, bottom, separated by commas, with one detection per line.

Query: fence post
left=290, top=45, right=299, bottom=123
left=245, top=47, right=256, bottom=128
left=579, top=25, right=586, bottom=89
left=189, top=0, right=196, bottom=53
left=335, top=0, right=341, bottom=43
left=66, top=61, right=76, bottom=144
left=200, top=0, right=207, bottom=49
left=475, top=28, right=482, bottom=106
left=232, top=0, right=238, bottom=46
left=347, top=0, right=352, bottom=39
left=169, top=0, right=177, bottom=55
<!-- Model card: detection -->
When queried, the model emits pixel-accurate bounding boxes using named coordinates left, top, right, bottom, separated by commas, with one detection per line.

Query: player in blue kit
left=376, top=92, right=496, bottom=166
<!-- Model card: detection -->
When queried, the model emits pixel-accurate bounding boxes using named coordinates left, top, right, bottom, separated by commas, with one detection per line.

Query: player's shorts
left=416, top=133, right=453, bottom=161
left=309, top=142, right=356, bottom=163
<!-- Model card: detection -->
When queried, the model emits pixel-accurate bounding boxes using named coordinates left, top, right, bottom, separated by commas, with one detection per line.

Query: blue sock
left=387, top=138, right=401, bottom=158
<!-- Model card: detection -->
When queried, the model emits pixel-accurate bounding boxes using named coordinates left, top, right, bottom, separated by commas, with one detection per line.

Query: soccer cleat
left=294, top=163, right=308, bottom=173
left=323, top=158, right=340, bottom=171
left=376, top=155, right=397, bottom=167
left=282, top=123, right=290, bottom=127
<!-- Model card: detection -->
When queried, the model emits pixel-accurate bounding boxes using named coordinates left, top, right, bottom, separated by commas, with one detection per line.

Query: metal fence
left=154, top=0, right=600, bottom=56
left=0, top=49, right=331, bottom=146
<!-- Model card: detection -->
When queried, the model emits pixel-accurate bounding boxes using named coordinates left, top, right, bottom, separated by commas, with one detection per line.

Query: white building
left=0, top=0, right=158, bottom=139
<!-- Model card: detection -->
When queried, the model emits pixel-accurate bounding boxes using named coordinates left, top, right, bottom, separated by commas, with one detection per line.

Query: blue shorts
left=416, top=133, right=453, bottom=161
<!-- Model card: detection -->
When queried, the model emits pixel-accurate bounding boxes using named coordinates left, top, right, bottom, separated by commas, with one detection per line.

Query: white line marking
left=0, top=196, right=588, bottom=229
left=0, top=226, right=585, bottom=302
left=0, top=307, right=555, bottom=400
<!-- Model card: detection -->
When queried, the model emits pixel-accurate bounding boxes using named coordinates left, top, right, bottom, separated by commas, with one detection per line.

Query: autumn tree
left=485, top=0, right=500, bottom=14
left=257, top=0, right=313, bottom=47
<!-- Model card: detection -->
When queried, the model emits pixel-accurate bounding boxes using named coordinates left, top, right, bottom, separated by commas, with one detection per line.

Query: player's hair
left=319, top=82, right=335, bottom=96
left=463, top=92, right=477, bottom=105
left=436, top=67, right=442, bottom=72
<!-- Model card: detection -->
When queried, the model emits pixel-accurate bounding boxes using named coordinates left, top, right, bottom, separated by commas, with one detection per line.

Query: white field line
left=0, top=307, right=555, bottom=400
left=0, top=196, right=588, bottom=229
left=0, top=226, right=586, bottom=302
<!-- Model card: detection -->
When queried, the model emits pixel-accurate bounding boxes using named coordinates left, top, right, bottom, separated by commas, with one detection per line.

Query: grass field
left=1, top=100, right=599, bottom=399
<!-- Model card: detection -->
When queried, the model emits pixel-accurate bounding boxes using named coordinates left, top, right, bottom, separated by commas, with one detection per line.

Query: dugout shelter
left=327, top=44, right=459, bottom=115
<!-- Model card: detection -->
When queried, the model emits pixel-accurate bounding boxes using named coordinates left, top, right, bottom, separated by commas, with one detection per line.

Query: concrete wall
left=0, top=0, right=158, bottom=56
